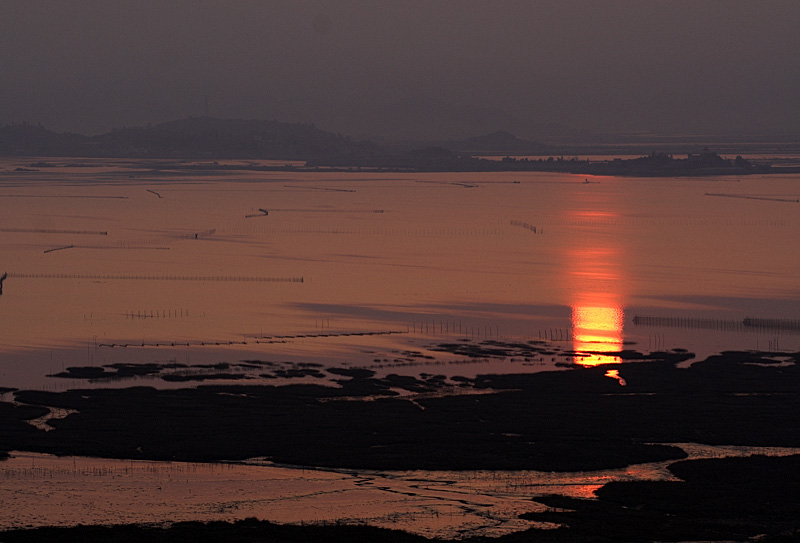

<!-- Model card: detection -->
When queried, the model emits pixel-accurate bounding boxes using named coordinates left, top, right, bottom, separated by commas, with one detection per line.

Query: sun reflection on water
left=564, top=203, right=626, bottom=367
left=571, top=305, right=624, bottom=365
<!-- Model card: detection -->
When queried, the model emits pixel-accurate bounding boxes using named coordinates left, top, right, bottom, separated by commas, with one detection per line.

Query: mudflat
left=2, top=349, right=800, bottom=540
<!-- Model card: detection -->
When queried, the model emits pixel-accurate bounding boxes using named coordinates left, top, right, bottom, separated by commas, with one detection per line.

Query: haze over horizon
left=2, top=1, right=799, bottom=141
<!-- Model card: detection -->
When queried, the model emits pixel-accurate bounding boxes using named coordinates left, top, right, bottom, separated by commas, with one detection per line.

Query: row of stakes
left=94, top=319, right=577, bottom=348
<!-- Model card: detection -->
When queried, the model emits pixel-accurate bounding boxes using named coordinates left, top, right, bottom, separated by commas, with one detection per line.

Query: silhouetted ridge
left=0, top=117, right=379, bottom=160
left=0, top=122, right=87, bottom=156
left=0, top=120, right=785, bottom=176
left=94, top=117, right=380, bottom=160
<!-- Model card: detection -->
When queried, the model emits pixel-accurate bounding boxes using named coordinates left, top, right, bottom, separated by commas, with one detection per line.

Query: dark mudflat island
left=2, top=348, right=800, bottom=541
left=314, top=147, right=785, bottom=176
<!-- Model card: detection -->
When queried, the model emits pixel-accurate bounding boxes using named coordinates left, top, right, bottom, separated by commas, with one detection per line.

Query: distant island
left=1, top=117, right=796, bottom=176
left=313, top=147, right=776, bottom=176
left=0, top=117, right=379, bottom=162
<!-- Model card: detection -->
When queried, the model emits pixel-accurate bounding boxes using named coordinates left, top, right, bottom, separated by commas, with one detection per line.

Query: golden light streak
left=571, top=305, right=624, bottom=366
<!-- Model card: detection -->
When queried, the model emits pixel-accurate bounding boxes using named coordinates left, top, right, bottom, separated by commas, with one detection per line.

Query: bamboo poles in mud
left=542, top=217, right=789, bottom=228
left=43, top=245, right=171, bottom=253
left=96, top=330, right=407, bottom=349
left=246, top=330, right=406, bottom=340
left=7, top=273, right=304, bottom=283
left=407, top=320, right=505, bottom=339
left=633, top=315, right=747, bottom=332
left=265, top=208, right=383, bottom=213
left=221, top=227, right=505, bottom=236
left=42, top=245, right=75, bottom=253
left=0, top=228, right=108, bottom=235
left=0, top=457, right=232, bottom=479
left=632, top=315, right=800, bottom=333
left=414, top=179, right=478, bottom=188
left=743, top=317, right=800, bottom=331
left=705, top=193, right=800, bottom=203
left=0, top=195, right=127, bottom=200
left=509, top=220, right=542, bottom=234
left=244, top=208, right=269, bottom=218
left=125, top=308, right=191, bottom=319
left=537, top=328, right=573, bottom=342
left=648, top=333, right=667, bottom=351
left=405, top=319, right=575, bottom=342
left=766, top=337, right=782, bottom=352
left=282, top=184, right=357, bottom=192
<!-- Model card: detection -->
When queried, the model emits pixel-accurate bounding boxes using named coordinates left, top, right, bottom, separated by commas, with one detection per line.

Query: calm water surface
left=1, top=158, right=799, bottom=536
left=0, top=158, right=798, bottom=388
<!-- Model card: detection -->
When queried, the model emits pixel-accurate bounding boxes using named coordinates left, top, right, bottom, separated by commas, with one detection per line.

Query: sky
left=2, top=0, right=799, bottom=140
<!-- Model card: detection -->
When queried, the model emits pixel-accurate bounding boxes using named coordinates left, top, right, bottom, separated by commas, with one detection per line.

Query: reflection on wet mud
left=2, top=444, right=797, bottom=539
left=603, top=368, right=627, bottom=386
left=572, top=305, right=624, bottom=365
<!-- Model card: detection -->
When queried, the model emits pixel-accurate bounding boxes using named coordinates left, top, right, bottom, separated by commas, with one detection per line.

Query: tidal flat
left=3, top=350, right=800, bottom=540
left=1, top=159, right=799, bottom=540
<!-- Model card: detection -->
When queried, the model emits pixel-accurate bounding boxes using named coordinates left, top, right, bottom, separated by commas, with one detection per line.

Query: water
left=0, top=158, right=798, bottom=389
left=1, top=158, right=799, bottom=536
left=2, top=445, right=798, bottom=539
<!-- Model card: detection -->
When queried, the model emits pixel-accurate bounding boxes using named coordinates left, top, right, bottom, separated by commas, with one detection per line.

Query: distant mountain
left=94, top=117, right=380, bottom=160
left=0, top=123, right=88, bottom=156
left=311, top=97, right=581, bottom=143
left=0, top=117, right=380, bottom=160
left=1, top=120, right=785, bottom=175
left=442, top=130, right=548, bottom=155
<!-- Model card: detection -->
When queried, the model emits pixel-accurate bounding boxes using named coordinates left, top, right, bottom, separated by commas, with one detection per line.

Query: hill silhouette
left=0, top=117, right=379, bottom=161
left=0, top=123, right=86, bottom=156
left=0, top=119, right=787, bottom=176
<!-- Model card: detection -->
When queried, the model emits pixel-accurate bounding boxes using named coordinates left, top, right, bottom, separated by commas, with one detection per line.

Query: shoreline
left=4, top=348, right=799, bottom=469
left=5, top=152, right=800, bottom=176
left=1, top=443, right=798, bottom=541
left=2, top=349, right=800, bottom=540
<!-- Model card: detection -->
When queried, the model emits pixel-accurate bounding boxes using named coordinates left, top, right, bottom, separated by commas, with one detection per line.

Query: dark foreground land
left=2, top=348, right=800, bottom=541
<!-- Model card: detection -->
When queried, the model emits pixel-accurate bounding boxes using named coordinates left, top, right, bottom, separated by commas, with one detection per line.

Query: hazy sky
left=2, top=0, right=799, bottom=140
